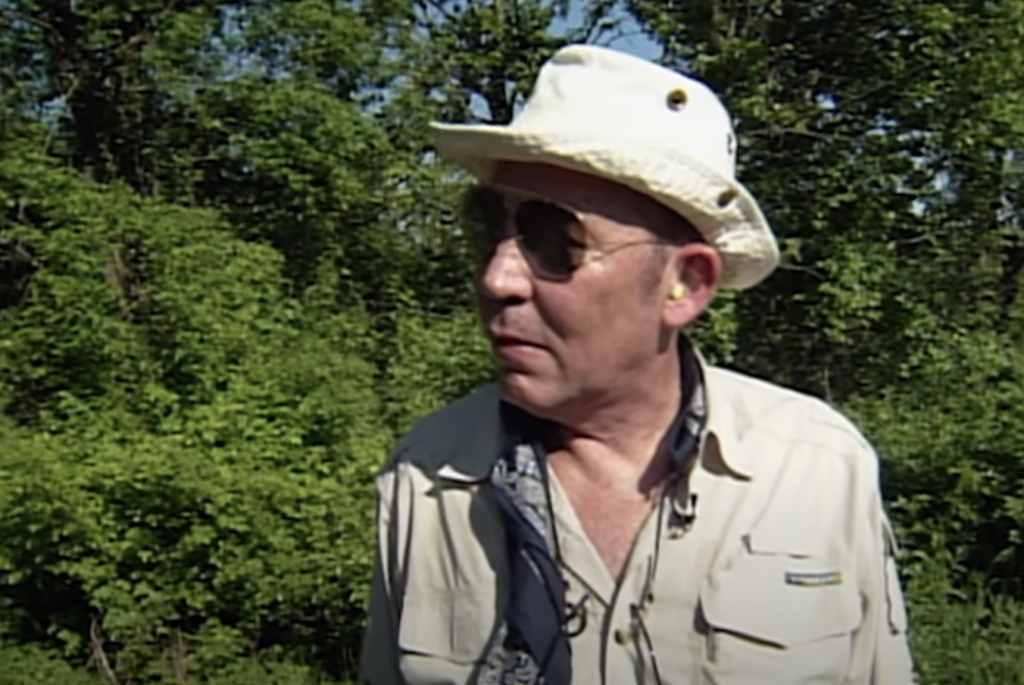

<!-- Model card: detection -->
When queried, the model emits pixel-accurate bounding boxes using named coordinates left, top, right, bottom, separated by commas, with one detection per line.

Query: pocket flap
left=700, top=567, right=862, bottom=648
left=398, top=590, right=494, bottom=664
left=746, top=528, right=829, bottom=559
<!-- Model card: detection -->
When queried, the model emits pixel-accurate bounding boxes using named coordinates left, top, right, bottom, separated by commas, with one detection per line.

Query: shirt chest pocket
left=698, top=562, right=863, bottom=685
left=398, top=588, right=498, bottom=684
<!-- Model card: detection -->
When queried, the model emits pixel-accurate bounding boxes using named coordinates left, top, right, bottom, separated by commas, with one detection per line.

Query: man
left=358, top=44, right=917, bottom=685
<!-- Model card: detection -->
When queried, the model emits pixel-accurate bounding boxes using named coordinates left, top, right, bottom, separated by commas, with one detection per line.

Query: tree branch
left=89, top=615, right=119, bottom=685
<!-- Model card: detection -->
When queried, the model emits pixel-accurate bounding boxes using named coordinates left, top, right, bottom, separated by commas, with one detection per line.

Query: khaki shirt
left=358, top=362, right=917, bottom=685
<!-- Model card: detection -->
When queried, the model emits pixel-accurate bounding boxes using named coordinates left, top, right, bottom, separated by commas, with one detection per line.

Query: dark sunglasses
left=461, top=185, right=664, bottom=280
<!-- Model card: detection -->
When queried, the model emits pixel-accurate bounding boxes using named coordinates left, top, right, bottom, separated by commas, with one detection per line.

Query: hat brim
left=429, top=122, right=779, bottom=290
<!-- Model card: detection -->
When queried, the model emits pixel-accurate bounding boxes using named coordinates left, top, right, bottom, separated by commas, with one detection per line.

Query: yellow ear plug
left=669, top=283, right=687, bottom=300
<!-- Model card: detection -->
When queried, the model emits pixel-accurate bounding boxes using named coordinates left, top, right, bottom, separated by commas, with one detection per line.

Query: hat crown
left=427, top=44, right=780, bottom=290
left=511, top=45, right=738, bottom=179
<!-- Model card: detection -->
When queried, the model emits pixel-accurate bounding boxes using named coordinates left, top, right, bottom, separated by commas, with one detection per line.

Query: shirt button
left=614, top=628, right=632, bottom=645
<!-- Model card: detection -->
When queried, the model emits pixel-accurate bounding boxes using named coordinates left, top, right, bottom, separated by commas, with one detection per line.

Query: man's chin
left=496, top=371, right=532, bottom=402
left=496, top=372, right=559, bottom=418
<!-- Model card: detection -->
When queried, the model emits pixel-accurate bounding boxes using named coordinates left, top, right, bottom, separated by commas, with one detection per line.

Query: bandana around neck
left=476, top=337, right=709, bottom=685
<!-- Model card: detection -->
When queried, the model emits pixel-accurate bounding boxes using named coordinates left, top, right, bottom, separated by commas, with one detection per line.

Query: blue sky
left=552, top=0, right=661, bottom=60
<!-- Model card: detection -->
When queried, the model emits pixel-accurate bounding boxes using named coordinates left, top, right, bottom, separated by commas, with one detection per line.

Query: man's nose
left=478, top=237, right=533, bottom=302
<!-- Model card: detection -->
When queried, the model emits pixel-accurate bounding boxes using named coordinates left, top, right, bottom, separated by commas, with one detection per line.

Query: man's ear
left=662, top=243, right=722, bottom=329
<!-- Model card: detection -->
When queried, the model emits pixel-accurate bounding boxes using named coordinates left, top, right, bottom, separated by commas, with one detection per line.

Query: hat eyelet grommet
left=666, top=87, right=688, bottom=110
left=717, top=188, right=739, bottom=208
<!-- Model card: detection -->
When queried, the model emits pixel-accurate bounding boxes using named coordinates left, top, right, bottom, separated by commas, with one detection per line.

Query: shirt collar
left=690, top=343, right=752, bottom=479
left=659, top=336, right=752, bottom=481
left=436, top=336, right=752, bottom=483
left=664, top=334, right=707, bottom=468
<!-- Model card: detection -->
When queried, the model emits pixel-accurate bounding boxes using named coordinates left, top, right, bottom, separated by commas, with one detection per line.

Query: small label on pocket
left=784, top=571, right=842, bottom=587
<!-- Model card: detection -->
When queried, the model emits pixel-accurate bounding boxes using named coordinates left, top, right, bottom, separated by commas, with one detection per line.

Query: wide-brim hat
left=429, top=44, right=779, bottom=290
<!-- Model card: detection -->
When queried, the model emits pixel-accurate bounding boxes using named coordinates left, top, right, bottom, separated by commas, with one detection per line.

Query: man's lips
left=492, top=334, right=541, bottom=348
left=491, top=334, right=546, bottom=364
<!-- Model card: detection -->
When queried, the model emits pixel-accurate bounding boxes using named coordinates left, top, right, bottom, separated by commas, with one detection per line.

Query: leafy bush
left=846, top=331, right=1024, bottom=592
left=0, top=640, right=100, bottom=685
left=904, top=559, right=1024, bottom=685
left=0, top=150, right=388, bottom=682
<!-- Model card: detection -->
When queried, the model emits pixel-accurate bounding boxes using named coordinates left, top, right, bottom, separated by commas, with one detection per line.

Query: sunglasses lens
left=516, top=200, right=586, bottom=277
left=462, top=186, right=587, bottom=278
left=462, top=187, right=507, bottom=260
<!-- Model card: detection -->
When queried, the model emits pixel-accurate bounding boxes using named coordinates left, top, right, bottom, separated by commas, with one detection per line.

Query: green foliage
left=847, top=333, right=1024, bottom=590
left=0, top=141, right=388, bottom=681
left=629, top=0, right=1024, bottom=399
left=380, top=307, right=495, bottom=435
left=0, top=638, right=357, bottom=685
left=903, top=559, right=1024, bottom=685
left=0, top=641, right=101, bottom=685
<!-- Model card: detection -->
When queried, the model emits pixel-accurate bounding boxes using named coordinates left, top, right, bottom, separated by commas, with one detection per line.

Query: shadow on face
left=489, top=161, right=700, bottom=247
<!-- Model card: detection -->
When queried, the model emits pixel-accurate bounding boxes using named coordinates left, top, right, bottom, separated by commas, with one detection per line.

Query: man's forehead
left=491, top=160, right=638, bottom=203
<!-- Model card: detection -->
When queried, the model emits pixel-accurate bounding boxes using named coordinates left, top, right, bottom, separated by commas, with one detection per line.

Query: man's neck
left=547, top=350, right=684, bottom=495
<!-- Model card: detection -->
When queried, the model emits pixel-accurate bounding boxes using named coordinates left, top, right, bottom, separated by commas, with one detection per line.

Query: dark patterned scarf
left=477, top=338, right=708, bottom=685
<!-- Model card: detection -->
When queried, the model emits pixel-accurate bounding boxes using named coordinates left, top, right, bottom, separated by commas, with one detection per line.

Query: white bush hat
left=429, top=44, right=780, bottom=290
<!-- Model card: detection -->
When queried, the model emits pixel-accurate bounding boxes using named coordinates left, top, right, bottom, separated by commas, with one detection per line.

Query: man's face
left=473, top=161, right=713, bottom=421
